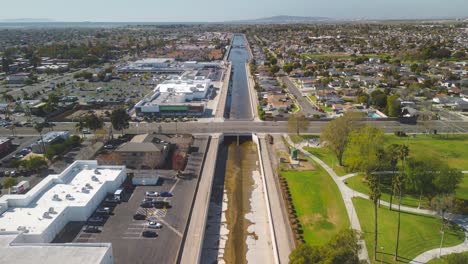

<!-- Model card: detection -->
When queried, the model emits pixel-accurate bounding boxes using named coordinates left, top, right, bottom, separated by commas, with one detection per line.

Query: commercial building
left=0, top=160, right=126, bottom=264
left=31, top=131, right=70, bottom=153
left=135, top=78, right=211, bottom=117
left=6, top=73, right=31, bottom=85
left=117, top=58, right=223, bottom=74
left=98, top=134, right=170, bottom=170
left=0, top=137, right=13, bottom=157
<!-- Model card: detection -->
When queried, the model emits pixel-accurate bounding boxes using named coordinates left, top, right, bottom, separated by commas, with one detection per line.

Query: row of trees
left=75, top=108, right=130, bottom=136
left=320, top=113, right=463, bottom=261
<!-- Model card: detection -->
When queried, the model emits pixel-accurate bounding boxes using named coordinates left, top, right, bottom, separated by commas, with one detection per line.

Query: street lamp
left=380, top=246, right=384, bottom=264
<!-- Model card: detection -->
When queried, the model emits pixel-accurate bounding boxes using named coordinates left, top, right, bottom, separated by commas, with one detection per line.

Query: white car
left=145, top=191, right=159, bottom=197
left=147, top=221, right=162, bottom=229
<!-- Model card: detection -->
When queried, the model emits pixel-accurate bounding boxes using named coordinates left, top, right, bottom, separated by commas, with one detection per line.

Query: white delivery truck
left=12, top=180, right=30, bottom=194
left=113, top=188, right=124, bottom=202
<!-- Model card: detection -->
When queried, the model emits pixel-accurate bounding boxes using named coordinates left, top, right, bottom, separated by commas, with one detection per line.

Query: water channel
left=200, top=35, right=273, bottom=263
left=225, top=34, right=252, bottom=120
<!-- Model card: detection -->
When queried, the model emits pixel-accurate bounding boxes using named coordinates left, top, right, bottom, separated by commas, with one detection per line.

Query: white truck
left=12, top=180, right=30, bottom=194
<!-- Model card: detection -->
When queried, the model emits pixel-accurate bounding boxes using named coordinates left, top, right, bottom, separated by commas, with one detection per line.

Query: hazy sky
left=1, top=0, right=467, bottom=22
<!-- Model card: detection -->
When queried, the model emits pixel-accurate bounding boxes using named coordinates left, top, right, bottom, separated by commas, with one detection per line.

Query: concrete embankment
left=179, top=133, right=222, bottom=264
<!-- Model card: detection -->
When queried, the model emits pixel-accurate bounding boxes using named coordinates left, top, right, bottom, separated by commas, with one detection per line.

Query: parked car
left=82, top=129, right=91, bottom=134
left=140, top=202, right=153, bottom=208
left=153, top=201, right=171, bottom=209
left=95, top=207, right=112, bottom=215
left=83, top=226, right=101, bottom=233
left=133, top=213, right=146, bottom=220
left=147, top=221, right=162, bottom=229
left=145, top=191, right=159, bottom=197
left=142, top=230, right=158, bottom=238
left=159, top=192, right=173, bottom=197
left=103, top=197, right=120, bottom=205
left=88, top=216, right=104, bottom=223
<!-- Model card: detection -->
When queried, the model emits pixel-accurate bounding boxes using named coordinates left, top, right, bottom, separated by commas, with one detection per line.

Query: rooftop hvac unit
left=52, top=194, right=61, bottom=201
left=48, top=207, right=56, bottom=214
left=65, top=194, right=74, bottom=200
left=85, top=183, right=93, bottom=189
left=94, top=169, right=101, bottom=175
left=43, top=212, right=51, bottom=218
left=81, top=187, right=89, bottom=193
left=91, top=175, right=99, bottom=181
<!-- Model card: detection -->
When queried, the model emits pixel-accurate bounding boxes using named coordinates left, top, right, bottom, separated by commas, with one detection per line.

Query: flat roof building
left=0, top=160, right=126, bottom=264
left=135, top=78, right=211, bottom=117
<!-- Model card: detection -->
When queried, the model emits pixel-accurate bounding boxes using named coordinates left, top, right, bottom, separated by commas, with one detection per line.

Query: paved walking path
left=284, top=135, right=370, bottom=262
left=409, top=235, right=468, bottom=263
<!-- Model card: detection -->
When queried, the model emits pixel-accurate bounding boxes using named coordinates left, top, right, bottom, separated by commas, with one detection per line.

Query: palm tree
left=75, top=118, right=86, bottom=138
left=394, top=144, right=409, bottom=261
left=34, top=122, right=46, bottom=153
left=8, top=124, right=16, bottom=137
left=1, top=93, right=14, bottom=104
left=386, top=144, right=400, bottom=210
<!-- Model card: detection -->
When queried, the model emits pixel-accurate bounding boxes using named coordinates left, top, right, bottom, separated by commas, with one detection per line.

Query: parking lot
left=61, top=175, right=199, bottom=264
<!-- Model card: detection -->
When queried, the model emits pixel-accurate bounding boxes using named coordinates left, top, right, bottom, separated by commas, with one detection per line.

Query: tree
left=287, top=113, right=309, bottom=136
left=385, top=144, right=400, bottom=210
left=394, top=144, right=409, bottom=261
left=75, top=118, right=86, bottom=137
left=84, top=113, right=104, bottom=132
left=2, top=177, right=17, bottom=194
left=386, top=94, right=401, bottom=117
left=344, top=125, right=385, bottom=261
left=1, top=93, right=15, bottom=104
left=110, top=108, right=131, bottom=135
left=289, top=229, right=361, bottom=264
left=34, top=122, right=46, bottom=153
left=321, top=111, right=364, bottom=166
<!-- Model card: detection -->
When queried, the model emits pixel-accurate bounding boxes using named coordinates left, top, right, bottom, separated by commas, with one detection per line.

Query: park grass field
left=353, top=197, right=465, bottom=263
left=384, top=134, right=468, bottom=171
left=347, top=174, right=426, bottom=208
left=282, top=167, right=349, bottom=245
left=304, top=147, right=347, bottom=176
left=427, top=251, right=468, bottom=263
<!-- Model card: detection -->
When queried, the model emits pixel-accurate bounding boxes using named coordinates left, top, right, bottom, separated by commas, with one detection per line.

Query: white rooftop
left=157, top=78, right=210, bottom=94
left=0, top=161, right=126, bottom=240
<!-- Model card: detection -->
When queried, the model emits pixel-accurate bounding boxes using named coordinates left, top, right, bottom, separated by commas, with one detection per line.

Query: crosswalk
left=135, top=208, right=167, bottom=218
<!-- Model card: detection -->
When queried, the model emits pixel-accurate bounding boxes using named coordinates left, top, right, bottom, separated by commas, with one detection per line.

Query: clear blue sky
left=1, top=0, right=467, bottom=22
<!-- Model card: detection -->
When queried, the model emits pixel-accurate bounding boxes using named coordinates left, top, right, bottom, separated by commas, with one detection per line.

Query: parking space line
left=156, top=218, right=183, bottom=238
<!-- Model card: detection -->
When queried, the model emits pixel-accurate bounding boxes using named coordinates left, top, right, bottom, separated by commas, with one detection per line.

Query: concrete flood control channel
left=201, top=136, right=274, bottom=264
left=224, top=34, right=253, bottom=120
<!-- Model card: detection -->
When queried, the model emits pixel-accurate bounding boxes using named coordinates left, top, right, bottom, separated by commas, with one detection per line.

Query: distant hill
left=228, top=15, right=333, bottom=24
left=0, top=18, right=55, bottom=23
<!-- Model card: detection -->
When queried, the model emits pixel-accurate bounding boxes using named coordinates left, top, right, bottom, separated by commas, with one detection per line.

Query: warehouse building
left=0, top=160, right=126, bottom=264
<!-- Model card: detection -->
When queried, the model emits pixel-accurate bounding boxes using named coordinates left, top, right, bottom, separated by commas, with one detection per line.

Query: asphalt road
left=3, top=120, right=468, bottom=136
left=281, top=76, right=317, bottom=117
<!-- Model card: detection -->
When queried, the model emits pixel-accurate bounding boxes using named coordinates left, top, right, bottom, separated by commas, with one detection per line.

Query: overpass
left=3, top=120, right=468, bottom=137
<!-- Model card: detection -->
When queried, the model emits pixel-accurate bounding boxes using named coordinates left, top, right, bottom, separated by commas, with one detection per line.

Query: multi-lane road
left=3, top=119, right=468, bottom=137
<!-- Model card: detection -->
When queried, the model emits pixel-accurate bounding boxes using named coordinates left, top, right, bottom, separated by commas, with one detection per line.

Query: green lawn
left=353, top=197, right=464, bottom=264
left=282, top=167, right=349, bottom=245
left=427, top=251, right=468, bottom=263
left=385, top=134, right=468, bottom=171
left=304, top=147, right=347, bottom=176
left=456, top=175, right=468, bottom=200
left=347, top=174, right=425, bottom=208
